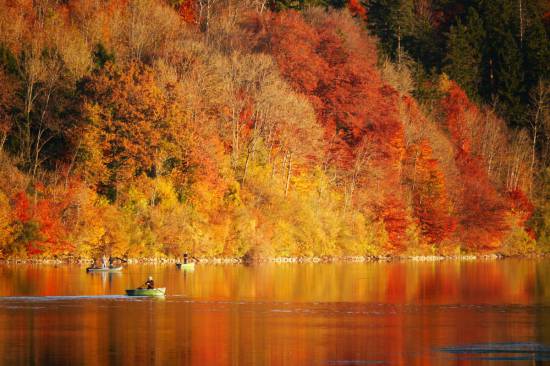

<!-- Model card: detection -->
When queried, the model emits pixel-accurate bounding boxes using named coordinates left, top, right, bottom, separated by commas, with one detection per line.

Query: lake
left=0, top=259, right=549, bottom=365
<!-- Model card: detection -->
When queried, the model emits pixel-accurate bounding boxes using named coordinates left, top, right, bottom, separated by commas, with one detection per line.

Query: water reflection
left=0, top=259, right=547, bottom=365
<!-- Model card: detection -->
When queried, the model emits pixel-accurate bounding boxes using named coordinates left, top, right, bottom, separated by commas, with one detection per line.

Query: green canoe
left=86, top=266, right=123, bottom=273
left=176, top=262, right=195, bottom=270
left=125, top=288, right=166, bottom=297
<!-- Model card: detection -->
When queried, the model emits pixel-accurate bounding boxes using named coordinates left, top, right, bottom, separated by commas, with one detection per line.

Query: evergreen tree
left=478, top=0, right=525, bottom=126
left=524, top=13, right=550, bottom=87
left=405, top=11, right=444, bottom=71
left=492, top=30, right=525, bottom=126
left=443, top=8, right=485, bottom=99
left=366, top=0, right=416, bottom=62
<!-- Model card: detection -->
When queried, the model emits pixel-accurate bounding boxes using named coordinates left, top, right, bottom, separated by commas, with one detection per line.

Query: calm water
left=0, top=259, right=549, bottom=365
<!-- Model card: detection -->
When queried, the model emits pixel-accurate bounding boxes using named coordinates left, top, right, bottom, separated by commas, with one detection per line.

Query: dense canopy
left=0, top=0, right=547, bottom=259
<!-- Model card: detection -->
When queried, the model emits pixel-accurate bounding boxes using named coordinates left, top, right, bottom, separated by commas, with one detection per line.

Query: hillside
left=0, top=0, right=547, bottom=259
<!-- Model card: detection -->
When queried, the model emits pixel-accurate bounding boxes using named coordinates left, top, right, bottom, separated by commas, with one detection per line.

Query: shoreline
left=0, top=253, right=546, bottom=265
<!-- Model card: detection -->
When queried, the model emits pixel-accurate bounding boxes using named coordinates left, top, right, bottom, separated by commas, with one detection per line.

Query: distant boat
left=86, top=266, right=123, bottom=273
left=176, top=262, right=195, bottom=270
left=125, top=288, right=166, bottom=297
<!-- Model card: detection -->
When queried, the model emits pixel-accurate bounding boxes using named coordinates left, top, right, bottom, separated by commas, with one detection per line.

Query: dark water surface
left=0, top=259, right=549, bottom=365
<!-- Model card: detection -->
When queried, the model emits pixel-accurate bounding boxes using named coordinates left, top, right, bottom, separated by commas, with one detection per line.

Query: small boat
left=125, top=288, right=166, bottom=297
left=86, top=266, right=123, bottom=273
left=176, top=262, right=195, bottom=270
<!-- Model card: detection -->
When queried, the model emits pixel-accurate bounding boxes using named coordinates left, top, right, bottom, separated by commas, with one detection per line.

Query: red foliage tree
left=440, top=82, right=475, bottom=154
left=407, top=140, right=456, bottom=245
left=13, top=192, right=31, bottom=222
left=348, top=0, right=367, bottom=19
left=177, top=0, right=197, bottom=23
left=12, top=188, right=75, bottom=256
left=454, top=151, right=509, bottom=250
left=247, top=11, right=409, bottom=250
left=440, top=82, right=510, bottom=250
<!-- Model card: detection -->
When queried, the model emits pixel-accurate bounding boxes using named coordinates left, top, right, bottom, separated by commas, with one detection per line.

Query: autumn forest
left=0, top=0, right=548, bottom=260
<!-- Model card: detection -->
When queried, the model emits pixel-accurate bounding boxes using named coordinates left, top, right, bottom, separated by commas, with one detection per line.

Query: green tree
left=523, top=15, right=549, bottom=87
left=366, top=0, right=416, bottom=62
left=443, top=8, right=485, bottom=99
left=478, top=0, right=525, bottom=126
left=492, top=30, right=525, bottom=125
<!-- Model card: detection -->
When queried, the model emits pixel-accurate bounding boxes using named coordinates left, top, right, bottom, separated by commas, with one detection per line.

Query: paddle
left=178, top=254, right=199, bottom=264
left=137, top=278, right=154, bottom=289
left=111, top=256, right=128, bottom=263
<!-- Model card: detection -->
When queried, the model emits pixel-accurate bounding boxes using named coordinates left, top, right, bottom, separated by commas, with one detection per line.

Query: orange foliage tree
left=80, top=63, right=185, bottom=197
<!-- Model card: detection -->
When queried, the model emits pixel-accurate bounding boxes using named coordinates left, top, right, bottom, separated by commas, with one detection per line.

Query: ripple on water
left=439, top=342, right=550, bottom=362
left=0, top=295, right=150, bottom=303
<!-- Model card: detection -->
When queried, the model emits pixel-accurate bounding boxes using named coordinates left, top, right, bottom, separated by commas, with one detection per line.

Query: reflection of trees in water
left=148, top=300, right=155, bottom=365
left=0, top=261, right=547, bottom=365
left=536, top=261, right=550, bottom=357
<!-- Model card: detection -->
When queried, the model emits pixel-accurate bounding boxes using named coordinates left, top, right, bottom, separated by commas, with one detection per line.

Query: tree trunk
left=397, top=26, right=402, bottom=69
left=0, top=132, right=6, bottom=152
left=284, top=152, right=292, bottom=197
left=519, top=0, right=524, bottom=46
left=241, top=122, right=259, bottom=184
left=271, top=157, right=277, bottom=180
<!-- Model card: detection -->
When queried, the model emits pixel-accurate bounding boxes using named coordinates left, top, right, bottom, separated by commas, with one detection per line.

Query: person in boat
left=144, top=276, right=154, bottom=289
left=89, top=258, right=99, bottom=270
left=183, top=253, right=189, bottom=264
